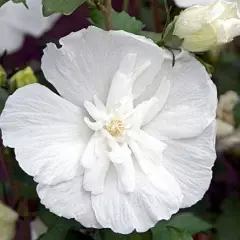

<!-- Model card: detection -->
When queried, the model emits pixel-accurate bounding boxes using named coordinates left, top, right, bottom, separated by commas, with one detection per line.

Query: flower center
left=104, top=119, right=125, bottom=137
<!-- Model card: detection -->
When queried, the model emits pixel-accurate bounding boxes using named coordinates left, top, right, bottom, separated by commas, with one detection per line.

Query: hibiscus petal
left=0, top=84, right=91, bottom=185
left=144, top=50, right=217, bottom=139
left=114, top=159, right=135, bottom=193
left=128, top=132, right=166, bottom=175
left=216, top=18, right=240, bottom=43
left=106, top=53, right=137, bottom=110
left=37, top=175, right=101, bottom=228
left=83, top=135, right=110, bottom=195
left=141, top=77, right=171, bottom=125
left=92, top=165, right=183, bottom=234
left=163, top=121, right=216, bottom=208
left=41, top=26, right=164, bottom=107
left=108, top=142, right=132, bottom=164
left=108, top=143, right=135, bottom=193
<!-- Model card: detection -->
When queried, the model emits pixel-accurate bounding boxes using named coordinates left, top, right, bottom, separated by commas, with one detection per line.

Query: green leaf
left=100, top=229, right=152, bottom=240
left=216, top=197, right=240, bottom=240
left=38, top=205, right=82, bottom=230
left=37, top=219, right=70, bottom=240
left=140, top=31, right=162, bottom=43
left=42, top=0, right=86, bottom=16
left=160, top=17, right=183, bottom=49
left=0, top=0, right=28, bottom=8
left=152, top=226, right=193, bottom=240
left=0, top=88, right=9, bottom=113
left=0, top=181, right=10, bottom=197
left=195, top=56, right=214, bottom=75
left=0, top=0, right=9, bottom=7
left=233, top=103, right=240, bottom=127
left=11, top=0, right=26, bottom=5
left=166, top=213, right=213, bottom=235
left=89, top=9, right=144, bottom=34
left=152, top=213, right=212, bottom=240
left=167, top=227, right=193, bottom=240
left=19, top=182, right=37, bottom=199
left=38, top=205, right=58, bottom=228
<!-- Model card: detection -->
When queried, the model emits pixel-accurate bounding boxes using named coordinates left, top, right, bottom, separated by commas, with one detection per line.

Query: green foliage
left=98, top=213, right=211, bottom=240
left=160, top=17, right=183, bottom=49
left=12, top=0, right=27, bottom=7
left=100, top=229, right=152, bottom=240
left=195, top=56, right=215, bottom=75
left=233, top=103, right=240, bottom=127
left=152, top=225, right=192, bottom=240
left=38, top=205, right=86, bottom=239
left=215, top=197, right=240, bottom=240
left=0, top=181, right=10, bottom=197
left=140, top=31, right=162, bottom=43
left=89, top=9, right=144, bottom=34
left=165, top=213, right=213, bottom=235
left=214, top=52, right=240, bottom=95
left=42, top=0, right=86, bottom=16
left=152, top=212, right=212, bottom=240
left=38, top=219, right=70, bottom=240
left=0, top=66, right=7, bottom=86
left=0, top=0, right=9, bottom=7
left=39, top=205, right=82, bottom=230
left=0, top=88, right=9, bottom=113
left=0, top=0, right=26, bottom=7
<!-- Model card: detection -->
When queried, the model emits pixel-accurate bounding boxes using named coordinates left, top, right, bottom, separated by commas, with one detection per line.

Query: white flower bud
left=174, top=0, right=240, bottom=52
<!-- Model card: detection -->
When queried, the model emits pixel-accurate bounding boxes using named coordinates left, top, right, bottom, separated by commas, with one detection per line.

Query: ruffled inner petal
left=114, top=158, right=135, bottom=193
left=106, top=53, right=137, bottom=111
left=82, top=133, right=110, bottom=194
left=128, top=131, right=167, bottom=175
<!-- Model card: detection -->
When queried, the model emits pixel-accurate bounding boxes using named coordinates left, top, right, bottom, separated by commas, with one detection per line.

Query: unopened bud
left=10, top=67, right=37, bottom=92
left=0, top=66, right=7, bottom=87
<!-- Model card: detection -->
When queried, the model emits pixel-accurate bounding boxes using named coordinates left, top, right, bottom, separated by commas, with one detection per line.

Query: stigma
left=104, top=119, right=125, bottom=137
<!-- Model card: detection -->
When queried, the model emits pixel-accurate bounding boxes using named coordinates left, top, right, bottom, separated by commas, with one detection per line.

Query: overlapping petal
left=144, top=50, right=217, bottom=139
left=163, top=121, right=216, bottom=208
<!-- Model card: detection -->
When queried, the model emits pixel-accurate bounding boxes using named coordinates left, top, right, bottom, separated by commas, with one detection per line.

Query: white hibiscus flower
left=0, top=26, right=217, bottom=234
left=0, top=0, right=60, bottom=55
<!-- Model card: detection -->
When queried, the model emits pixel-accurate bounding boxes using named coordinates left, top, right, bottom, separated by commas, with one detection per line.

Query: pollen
left=105, top=119, right=125, bottom=137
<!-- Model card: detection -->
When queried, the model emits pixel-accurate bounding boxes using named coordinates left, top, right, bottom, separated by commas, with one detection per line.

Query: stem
left=152, top=0, right=161, bottom=32
left=103, top=0, right=113, bottom=30
left=93, top=0, right=113, bottom=30
left=122, top=0, right=128, bottom=12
